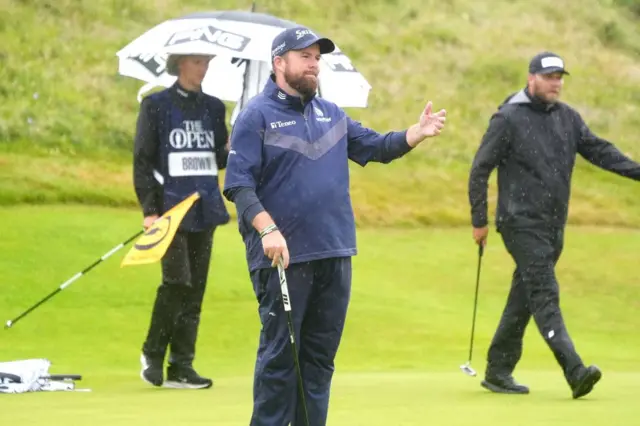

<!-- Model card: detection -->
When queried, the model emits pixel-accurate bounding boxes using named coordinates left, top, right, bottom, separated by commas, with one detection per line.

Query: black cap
left=528, top=51, right=569, bottom=75
left=271, top=26, right=335, bottom=61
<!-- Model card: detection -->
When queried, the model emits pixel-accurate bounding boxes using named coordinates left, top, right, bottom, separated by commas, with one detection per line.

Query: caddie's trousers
left=142, top=228, right=214, bottom=368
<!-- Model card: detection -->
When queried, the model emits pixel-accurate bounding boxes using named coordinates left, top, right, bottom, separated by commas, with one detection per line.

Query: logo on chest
left=314, top=107, right=332, bottom=123
left=269, top=120, right=297, bottom=129
left=169, top=120, right=214, bottom=149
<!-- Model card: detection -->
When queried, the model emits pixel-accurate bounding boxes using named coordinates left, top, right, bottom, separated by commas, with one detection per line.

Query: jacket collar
left=170, top=82, right=205, bottom=105
left=264, top=74, right=315, bottom=111
left=505, top=87, right=558, bottom=113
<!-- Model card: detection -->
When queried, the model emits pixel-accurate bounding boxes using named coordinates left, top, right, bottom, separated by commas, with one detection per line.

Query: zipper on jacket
left=301, top=100, right=311, bottom=141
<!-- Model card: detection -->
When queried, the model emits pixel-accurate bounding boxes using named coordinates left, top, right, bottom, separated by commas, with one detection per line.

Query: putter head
left=460, top=362, right=477, bottom=377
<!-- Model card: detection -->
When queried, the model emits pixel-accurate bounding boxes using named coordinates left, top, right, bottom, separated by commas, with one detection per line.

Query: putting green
left=1, top=206, right=637, bottom=425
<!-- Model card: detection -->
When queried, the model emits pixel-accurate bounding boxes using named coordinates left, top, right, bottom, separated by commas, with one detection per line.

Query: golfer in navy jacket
left=224, top=26, right=447, bottom=426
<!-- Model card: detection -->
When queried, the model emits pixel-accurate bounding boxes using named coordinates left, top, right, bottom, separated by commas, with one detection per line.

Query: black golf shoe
left=481, top=374, right=530, bottom=394
left=140, top=354, right=163, bottom=387
left=164, top=365, right=213, bottom=389
left=570, top=365, right=602, bottom=399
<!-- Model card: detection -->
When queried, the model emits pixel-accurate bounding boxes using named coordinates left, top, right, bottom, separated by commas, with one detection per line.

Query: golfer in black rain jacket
left=468, top=51, right=640, bottom=399
left=133, top=52, right=230, bottom=389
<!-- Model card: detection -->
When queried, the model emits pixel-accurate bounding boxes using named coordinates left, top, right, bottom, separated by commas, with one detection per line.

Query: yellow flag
left=120, top=192, right=201, bottom=267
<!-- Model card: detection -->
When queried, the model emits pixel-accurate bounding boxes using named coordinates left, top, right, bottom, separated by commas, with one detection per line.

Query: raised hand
left=419, top=101, right=447, bottom=138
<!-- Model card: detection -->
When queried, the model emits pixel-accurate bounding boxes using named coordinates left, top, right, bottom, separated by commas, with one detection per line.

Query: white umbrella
left=116, top=10, right=372, bottom=124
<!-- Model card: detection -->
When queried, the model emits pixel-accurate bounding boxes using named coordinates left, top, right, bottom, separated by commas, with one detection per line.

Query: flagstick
left=4, top=230, right=143, bottom=330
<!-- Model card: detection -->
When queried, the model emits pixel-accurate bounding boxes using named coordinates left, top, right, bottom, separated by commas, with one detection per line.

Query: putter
left=277, top=259, right=310, bottom=426
left=460, top=243, right=484, bottom=377
left=5, top=230, right=143, bottom=330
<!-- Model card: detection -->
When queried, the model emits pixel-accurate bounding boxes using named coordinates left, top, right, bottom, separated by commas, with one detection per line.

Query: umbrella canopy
left=116, top=10, right=372, bottom=123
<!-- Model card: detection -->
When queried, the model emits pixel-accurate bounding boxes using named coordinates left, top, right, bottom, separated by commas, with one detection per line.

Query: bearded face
left=283, top=63, right=319, bottom=98
left=530, top=72, right=564, bottom=104
left=274, top=45, right=321, bottom=99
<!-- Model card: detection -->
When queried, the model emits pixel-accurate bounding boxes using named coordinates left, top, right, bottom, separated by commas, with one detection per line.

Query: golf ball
left=5, top=320, right=12, bottom=328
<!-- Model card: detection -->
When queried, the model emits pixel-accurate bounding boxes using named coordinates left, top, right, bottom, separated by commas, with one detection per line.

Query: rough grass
left=1, top=0, right=640, bottom=227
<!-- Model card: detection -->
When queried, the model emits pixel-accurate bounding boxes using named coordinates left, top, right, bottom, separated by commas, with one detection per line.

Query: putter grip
left=277, top=261, right=292, bottom=312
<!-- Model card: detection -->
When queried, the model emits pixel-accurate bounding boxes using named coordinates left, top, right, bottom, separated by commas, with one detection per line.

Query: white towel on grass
left=0, top=359, right=75, bottom=394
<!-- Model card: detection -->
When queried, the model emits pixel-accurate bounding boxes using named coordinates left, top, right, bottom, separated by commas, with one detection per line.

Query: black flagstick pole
left=4, top=230, right=144, bottom=330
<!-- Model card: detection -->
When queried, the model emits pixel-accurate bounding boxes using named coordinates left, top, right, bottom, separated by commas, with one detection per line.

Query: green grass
left=2, top=2, right=639, bottom=423
left=3, top=373, right=639, bottom=425
left=1, top=0, right=640, bottom=226
left=0, top=206, right=638, bottom=425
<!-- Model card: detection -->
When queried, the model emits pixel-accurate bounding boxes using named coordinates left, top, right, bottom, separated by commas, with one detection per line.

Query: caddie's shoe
left=140, top=354, right=163, bottom=387
left=164, top=365, right=213, bottom=389
left=481, top=374, right=530, bottom=394
left=570, top=365, right=602, bottom=399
